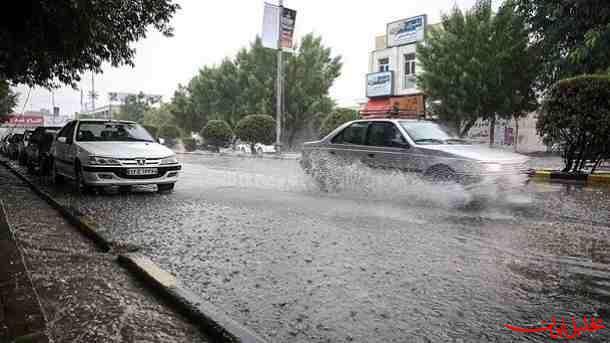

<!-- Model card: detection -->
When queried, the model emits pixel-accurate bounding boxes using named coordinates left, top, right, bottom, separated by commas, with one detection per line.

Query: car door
left=327, top=121, right=370, bottom=166
left=54, top=121, right=76, bottom=175
left=363, top=122, right=423, bottom=173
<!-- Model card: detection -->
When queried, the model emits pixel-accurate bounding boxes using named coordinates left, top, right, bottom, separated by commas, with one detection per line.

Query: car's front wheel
left=75, top=162, right=94, bottom=194
left=157, top=183, right=175, bottom=193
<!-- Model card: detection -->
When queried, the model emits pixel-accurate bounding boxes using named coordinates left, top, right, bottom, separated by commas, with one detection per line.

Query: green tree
left=235, top=114, right=276, bottom=154
left=1, top=1, right=179, bottom=87
left=117, top=92, right=152, bottom=123
left=175, top=34, right=342, bottom=149
left=0, top=80, right=19, bottom=119
left=319, top=108, right=359, bottom=138
left=537, top=75, right=610, bottom=173
left=144, top=103, right=175, bottom=128
left=417, top=0, right=537, bottom=144
left=201, top=120, right=233, bottom=152
left=170, top=85, right=199, bottom=134
left=514, top=0, right=610, bottom=90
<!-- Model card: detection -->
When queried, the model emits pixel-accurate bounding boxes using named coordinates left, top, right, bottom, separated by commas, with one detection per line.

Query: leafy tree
left=284, top=35, right=342, bottom=148
left=417, top=0, right=537, bottom=144
left=0, top=1, right=179, bottom=87
left=117, top=92, right=153, bottom=123
left=537, top=75, right=610, bottom=173
left=514, top=0, right=610, bottom=90
left=201, top=120, right=233, bottom=152
left=319, top=108, right=359, bottom=138
left=170, top=85, right=199, bottom=134
left=234, top=114, right=276, bottom=154
left=175, top=34, right=342, bottom=149
left=144, top=103, right=175, bottom=128
left=0, top=80, right=18, bottom=119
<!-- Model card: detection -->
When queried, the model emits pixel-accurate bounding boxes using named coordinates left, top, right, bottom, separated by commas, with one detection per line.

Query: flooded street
left=24, top=155, right=610, bottom=342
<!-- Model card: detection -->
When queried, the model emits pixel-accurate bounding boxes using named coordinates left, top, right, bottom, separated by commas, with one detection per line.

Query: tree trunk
left=250, top=143, right=256, bottom=155
left=489, top=115, right=496, bottom=147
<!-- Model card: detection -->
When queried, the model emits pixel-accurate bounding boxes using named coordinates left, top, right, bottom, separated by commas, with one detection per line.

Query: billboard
left=366, top=71, right=394, bottom=98
left=387, top=15, right=426, bottom=47
left=3, top=115, right=44, bottom=126
left=262, top=3, right=297, bottom=50
left=108, top=92, right=162, bottom=104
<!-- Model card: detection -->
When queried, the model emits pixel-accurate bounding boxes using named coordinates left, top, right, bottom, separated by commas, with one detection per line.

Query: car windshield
left=399, top=121, right=467, bottom=145
left=76, top=122, right=154, bottom=142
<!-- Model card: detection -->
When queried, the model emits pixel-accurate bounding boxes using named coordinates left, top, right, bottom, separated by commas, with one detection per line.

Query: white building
left=362, top=15, right=429, bottom=118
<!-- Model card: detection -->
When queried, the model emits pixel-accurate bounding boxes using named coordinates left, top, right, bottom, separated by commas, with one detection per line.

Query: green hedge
left=235, top=114, right=276, bottom=147
left=537, top=75, right=610, bottom=173
left=201, top=120, right=233, bottom=149
left=158, top=125, right=182, bottom=139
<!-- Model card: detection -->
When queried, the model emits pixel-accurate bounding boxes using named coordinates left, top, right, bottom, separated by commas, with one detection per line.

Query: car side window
left=332, top=122, right=369, bottom=145
left=366, top=122, right=408, bottom=148
left=57, top=121, right=76, bottom=140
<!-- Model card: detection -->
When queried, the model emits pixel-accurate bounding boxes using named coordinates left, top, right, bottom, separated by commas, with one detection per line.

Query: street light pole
left=275, top=0, right=283, bottom=154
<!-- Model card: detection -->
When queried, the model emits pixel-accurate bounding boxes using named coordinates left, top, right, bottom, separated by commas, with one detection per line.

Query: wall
left=369, top=44, right=419, bottom=96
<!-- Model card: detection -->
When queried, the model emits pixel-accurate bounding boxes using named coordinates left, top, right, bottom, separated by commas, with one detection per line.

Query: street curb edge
left=532, top=169, right=610, bottom=185
left=175, top=151, right=299, bottom=160
left=119, top=253, right=269, bottom=343
left=0, top=160, right=112, bottom=252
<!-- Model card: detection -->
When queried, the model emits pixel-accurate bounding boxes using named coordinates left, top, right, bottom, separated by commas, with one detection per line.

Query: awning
left=360, top=96, right=423, bottom=119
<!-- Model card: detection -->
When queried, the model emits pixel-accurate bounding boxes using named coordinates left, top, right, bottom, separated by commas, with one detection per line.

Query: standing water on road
left=12, top=155, right=610, bottom=342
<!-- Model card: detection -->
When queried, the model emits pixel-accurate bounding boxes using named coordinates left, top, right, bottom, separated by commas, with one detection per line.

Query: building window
left=404, top=53, right=416, bottom=89
left=378, top=58, right=390, bottom=72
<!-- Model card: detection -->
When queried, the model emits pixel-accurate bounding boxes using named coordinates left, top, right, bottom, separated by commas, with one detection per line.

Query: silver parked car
left=301, top=118, right=530, bottom=188
left=51, top=119, right=181, bottom=193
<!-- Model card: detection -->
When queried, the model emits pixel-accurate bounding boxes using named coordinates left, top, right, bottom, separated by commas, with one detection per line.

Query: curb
left=0, top=160, right=269, bottom=343
left=119, top=253, right=268, bottom=343
left=532, top=169, right=610, bottom=185
left=175, top=151, right=299, bottom=161
left=0, top=200, right=50, bottom=343
left=0, top=160, right=112, bottom=252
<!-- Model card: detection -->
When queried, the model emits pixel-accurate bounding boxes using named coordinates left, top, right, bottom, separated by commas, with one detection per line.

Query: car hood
left=423, top=144, right=529, bottom=163
left=77, top=142, right=174, bottom=159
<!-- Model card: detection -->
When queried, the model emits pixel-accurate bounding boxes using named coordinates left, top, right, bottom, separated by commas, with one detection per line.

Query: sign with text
left=262, top=3, right=297, bottom=50
left=387, top=15, right=426, bottom=47
left=4, top=115, right=44, bottom=126
left=366, top=71, right=394, bottom=98
left=390, top=94, right=425, bottom=114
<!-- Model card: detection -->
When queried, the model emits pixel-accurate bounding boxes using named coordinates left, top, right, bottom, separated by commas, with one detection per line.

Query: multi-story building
left=361, top=15, right=428, bottom=118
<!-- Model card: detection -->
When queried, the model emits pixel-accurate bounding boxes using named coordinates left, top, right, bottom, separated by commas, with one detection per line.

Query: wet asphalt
left=11, top=155, right=610, bottom=342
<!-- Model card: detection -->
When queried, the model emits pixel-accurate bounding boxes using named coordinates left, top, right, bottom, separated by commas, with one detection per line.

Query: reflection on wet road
left=28, top=155, right=610, bottom=342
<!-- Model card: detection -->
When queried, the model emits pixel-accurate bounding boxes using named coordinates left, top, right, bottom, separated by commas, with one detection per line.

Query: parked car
left=0, top=134, right=11, bottom=156
left=17, top=130, right=34, bottom=164
left=50, top=119, right=182, bottom=193
left=301, top=118, right=530, bottom=189
left=7, top=133, right=24, bottom=160
left=236, top=142, right=276, bottom=154
left=25, top=126, right=62, bottom=175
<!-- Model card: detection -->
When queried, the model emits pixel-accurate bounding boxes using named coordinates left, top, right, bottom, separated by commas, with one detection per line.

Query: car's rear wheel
left=157, top=183, right=175, bottom=193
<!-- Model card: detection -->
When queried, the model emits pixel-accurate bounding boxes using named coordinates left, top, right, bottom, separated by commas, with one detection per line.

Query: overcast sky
left=15, top=0, right=494, bottom=117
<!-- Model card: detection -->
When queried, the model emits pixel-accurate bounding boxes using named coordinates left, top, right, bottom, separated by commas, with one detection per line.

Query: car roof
left=77, top=119, right=137, bottom=124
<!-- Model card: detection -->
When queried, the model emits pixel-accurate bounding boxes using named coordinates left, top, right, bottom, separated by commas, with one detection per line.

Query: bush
left=319, top=108, right=359, bottom=138
left=235, top=114, right=276, bottom=154
left=201, top=120, right=233, bottom=152
left=158, top=125, right=182, bottom=148
left=182, top=138, right=197, bottom=152
left=537, top=75, right=610, bottom=173
left=142, top=125, right=158, bottom=139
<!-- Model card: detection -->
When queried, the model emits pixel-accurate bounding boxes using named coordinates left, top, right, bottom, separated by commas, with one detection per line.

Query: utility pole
left=275, top=0, right=283, bottom=153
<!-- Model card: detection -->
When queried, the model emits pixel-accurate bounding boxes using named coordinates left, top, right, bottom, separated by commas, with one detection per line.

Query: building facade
left=77, top=105, right=123, bottom=120
left=361, top=15, right=427, bottom=118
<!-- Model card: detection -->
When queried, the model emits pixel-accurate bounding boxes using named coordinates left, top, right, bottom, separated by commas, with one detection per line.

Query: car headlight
left=161, top=156, right=179, bottom=165
left=88, top=156, right=121, bottom=166
left=482, top=163, right=503, bottom=173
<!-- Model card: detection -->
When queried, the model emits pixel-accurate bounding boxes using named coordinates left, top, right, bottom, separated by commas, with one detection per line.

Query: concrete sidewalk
left=0, top=166, right=209, bottom=343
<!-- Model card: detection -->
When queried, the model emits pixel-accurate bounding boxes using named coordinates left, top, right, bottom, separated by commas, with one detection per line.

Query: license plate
left=126, top=168, right=157, bottom=176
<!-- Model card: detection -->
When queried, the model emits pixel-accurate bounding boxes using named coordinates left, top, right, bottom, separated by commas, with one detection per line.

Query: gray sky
left=16, top=0, right=488, bottom=117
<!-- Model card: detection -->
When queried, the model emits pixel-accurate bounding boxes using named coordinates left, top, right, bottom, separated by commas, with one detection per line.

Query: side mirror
left=391, top=139, right=409, bottom=149
left=57, top=137, right=67, bottom=144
